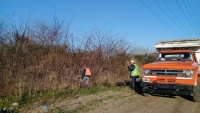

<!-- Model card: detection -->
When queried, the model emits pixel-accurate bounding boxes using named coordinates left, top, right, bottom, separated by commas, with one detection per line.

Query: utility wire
left=183, top=0, right=200, bottom=37
left=139, top=0, right=183, bottom=38
left=187, top=0, right=200, bottom=35
left=176, top=0, right=199, bottom=37
left=153, top=0, right=190, bottom=37
left=162, top=0, right=195, bottom=38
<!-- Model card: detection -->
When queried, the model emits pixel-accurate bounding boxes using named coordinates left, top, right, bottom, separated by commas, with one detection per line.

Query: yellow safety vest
left=131, top=64, right=140, bottom=76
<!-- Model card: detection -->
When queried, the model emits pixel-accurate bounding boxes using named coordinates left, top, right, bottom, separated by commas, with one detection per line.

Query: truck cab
left=141, top=39, right=200, bottom=102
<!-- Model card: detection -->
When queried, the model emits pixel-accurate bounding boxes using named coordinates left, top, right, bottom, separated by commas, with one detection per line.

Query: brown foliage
left=0, top=19, right=148, bottom=97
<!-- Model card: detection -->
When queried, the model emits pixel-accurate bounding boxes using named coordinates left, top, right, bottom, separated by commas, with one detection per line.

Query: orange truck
left=140, top=39, right=200, bottom=102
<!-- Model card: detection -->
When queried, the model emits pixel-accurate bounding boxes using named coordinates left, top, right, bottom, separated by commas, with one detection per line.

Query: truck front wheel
left=193, top=76, right=200, bottom=102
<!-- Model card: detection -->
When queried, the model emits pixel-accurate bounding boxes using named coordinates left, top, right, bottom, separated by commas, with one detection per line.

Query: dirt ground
left=19, top=86, right=200, bottom=113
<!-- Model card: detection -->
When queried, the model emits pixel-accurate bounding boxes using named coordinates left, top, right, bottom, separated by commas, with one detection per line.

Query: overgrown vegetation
left=0, top=17, right=155, bottom=109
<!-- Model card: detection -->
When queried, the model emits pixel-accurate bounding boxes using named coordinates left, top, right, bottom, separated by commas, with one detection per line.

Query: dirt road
left=20, top=87, right=200, bottom=113
left=84, top=89, right=200, bottom=113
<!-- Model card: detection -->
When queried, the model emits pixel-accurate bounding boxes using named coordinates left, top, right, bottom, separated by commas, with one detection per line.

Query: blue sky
left=0, top=0, right=200, bottom=51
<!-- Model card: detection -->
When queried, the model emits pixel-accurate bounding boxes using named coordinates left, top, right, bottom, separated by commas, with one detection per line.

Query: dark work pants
left=130, top=76, right=139, bottom=89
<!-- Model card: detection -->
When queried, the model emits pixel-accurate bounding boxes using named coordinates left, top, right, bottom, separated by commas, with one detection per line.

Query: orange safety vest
left=85, top=68, right=91, bottom=77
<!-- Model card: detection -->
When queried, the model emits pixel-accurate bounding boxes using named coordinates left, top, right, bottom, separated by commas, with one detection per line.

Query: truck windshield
left=157, top=52, right=193, bottom=61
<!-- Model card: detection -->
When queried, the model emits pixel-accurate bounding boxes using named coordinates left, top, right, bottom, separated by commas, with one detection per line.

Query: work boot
left=132, top=84, right=135, bottom=90
left=86, top=84, right=89, bottom=89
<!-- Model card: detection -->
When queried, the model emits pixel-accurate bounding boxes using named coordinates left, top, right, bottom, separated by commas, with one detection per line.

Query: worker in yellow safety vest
left=128, top=60, right=140, bottom=90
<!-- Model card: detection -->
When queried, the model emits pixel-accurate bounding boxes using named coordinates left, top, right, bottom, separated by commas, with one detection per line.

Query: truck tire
left=193, top=76, right=200, bottom=102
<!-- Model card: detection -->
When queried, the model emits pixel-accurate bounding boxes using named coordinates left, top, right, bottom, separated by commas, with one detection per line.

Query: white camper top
left=154, top=38, right=200, bottom=63
left=155, top=38, right=200, bottom=48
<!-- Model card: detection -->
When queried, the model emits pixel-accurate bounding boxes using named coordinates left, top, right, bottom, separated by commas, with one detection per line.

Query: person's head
left=131, top=60, right=135, bottom=64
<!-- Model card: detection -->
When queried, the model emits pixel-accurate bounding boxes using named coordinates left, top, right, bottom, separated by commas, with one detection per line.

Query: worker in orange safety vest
left=79, top=65, right=91, bottom=88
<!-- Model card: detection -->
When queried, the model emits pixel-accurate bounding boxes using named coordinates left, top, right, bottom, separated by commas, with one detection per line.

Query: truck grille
left=149, top=70, right=183, bottom=76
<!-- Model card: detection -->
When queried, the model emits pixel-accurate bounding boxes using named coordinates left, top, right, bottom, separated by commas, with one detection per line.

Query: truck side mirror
left=145, top=53, right=149, bottom=61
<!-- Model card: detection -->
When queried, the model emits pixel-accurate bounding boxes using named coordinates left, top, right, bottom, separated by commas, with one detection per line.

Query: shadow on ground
left=116, top=80, right=143, bottom=95
left=116, top=80, right=195, bottom=102
left=179, top=95, right=194, bottom=102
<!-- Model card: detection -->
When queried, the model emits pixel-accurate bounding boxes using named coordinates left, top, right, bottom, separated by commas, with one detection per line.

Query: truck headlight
left=143, top=69, right=150, bottom=75
left=142, top=78, right=150, bottom=82
left=183, top=70, right=193, bottom=77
